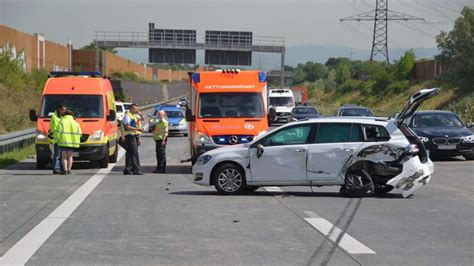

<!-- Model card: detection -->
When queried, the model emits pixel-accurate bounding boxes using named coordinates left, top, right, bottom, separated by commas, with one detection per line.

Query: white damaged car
left=192, top=89, right=439, bottom=197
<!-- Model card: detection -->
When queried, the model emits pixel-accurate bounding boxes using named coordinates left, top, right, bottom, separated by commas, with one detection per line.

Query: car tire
left=109, top=145, right=118, bottom=163
left=213, top=163, right=246, bottom=195
left=340, top=169, right=375, bottom=197
left=374, top=185, right=394, bottom=194
left=98, top=149, right=109, bottom=168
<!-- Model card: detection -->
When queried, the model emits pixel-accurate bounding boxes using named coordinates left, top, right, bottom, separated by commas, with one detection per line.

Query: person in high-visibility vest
left=54, top=110, right=82, bottom=175
left=153, top=110, right=169, bottom=173
left=122, top=103, right=144, bottom=175
left=48, top=105, right=66, bottom=174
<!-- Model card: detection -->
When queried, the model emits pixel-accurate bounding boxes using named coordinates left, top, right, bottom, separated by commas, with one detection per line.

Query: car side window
left=314, top=123, right=353, bottom=143
left=363, top=125, right=389, bottom=141
left=262, top=125, right=312, bottom=147
left=349, top=124, right=364, bottom=142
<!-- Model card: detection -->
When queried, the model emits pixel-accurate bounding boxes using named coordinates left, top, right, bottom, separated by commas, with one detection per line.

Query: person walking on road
left=122, top=103, right=144, bottom=175
left=49, top=105, right=66, bottom=174
left=153, top=110, right=169, bottom=174
left=54, top=110, right=81, bottom=175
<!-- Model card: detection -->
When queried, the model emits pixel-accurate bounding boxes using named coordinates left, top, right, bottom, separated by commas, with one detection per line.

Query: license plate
left=438, top=145, right=456, bottom=150
left=72, top=152, right=79, bottom=157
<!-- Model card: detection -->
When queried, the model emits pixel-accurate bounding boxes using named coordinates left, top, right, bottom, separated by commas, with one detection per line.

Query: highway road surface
left=0, top=118, right=473, bottom=265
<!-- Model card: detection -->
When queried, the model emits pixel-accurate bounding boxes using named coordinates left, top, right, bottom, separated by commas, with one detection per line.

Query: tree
left=335, top=61, right=351, bottom=85
left=81, top=41, right=118, bottom=54
left=325, top=57, right=350, bottom=70
left=395, top=50, right=416, bottom=80
left=292, top=68, right=306, bottom=84
left=436, top=6, right=474, bottom=89
left=302, top=62, right=328, bottom=82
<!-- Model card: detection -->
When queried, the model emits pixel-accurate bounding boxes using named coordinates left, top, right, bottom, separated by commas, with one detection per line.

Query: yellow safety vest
left=153, top=118, right=169, bottom=141
left=123, top=111, right=141, bottom=136
left=49, top=111, right=61, bottom=144
left=55, top=115, right=82, bottom=148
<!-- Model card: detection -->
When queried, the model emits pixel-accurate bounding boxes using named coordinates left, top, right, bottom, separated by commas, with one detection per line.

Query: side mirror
left=467, top=122, right=473, bottom=128
left=29, top=109, right=38, bottom=121
left=268, top=107, right=276, bottom=122
left=256, top=144, right=264, bottom=159
left=107, top=109, right=116, bottom=121
left=185, top=108, right=195, bottom=122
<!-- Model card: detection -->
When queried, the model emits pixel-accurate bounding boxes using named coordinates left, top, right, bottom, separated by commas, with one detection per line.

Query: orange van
left=185, top=70, right=270, bottom=164
left=29, top=72, right=119, bottom=169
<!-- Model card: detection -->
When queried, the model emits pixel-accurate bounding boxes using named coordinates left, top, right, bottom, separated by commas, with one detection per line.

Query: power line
left=340, top=0, right=424, bottom=63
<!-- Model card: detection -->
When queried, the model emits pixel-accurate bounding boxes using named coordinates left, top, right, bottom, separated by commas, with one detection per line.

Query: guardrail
left=0, top=96, right=185, bottom=155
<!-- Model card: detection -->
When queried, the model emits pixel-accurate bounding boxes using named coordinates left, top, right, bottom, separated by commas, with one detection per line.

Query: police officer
left=49, top=105, right=67, bottom=174
left=54, top=110, right=81, bottom=175
left=153, top=110, right=169, bottom=174
left=122, top=103, right=144, bottom=175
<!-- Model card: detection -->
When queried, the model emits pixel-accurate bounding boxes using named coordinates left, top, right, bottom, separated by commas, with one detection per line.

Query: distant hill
left=116, top=45, right=439, bottom=71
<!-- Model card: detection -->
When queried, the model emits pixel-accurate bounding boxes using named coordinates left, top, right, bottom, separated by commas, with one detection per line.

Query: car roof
left=287, top=116, right=390, bottom=126
left=339, top=106, right=370, bottom=110
left=156, top=105, right=181, bottom=111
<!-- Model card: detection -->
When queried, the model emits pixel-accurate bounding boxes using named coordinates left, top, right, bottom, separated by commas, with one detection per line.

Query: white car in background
left=192, top=89, right=439, bottom=198
left=115, top=102, right=125, bottom=121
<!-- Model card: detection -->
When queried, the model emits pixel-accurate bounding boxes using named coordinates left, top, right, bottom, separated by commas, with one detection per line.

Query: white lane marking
left=304, top=213, right=376, bottom=255
left=0, top=149, right=126, bottom=265
left=263, top=186, right=284, bottom=193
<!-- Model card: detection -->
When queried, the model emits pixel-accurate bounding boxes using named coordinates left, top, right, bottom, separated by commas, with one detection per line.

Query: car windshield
left=340, top=108, right=373, bottom=117
left=270, top=97, right=294, bottom=106
left=411, top=113, right=464, bottom=128
left=198, top=92, right=264, bottom=118
left=123, top=103, right=132, bottom=111
left=294, top=107, right=317, bottom=115
left=40, top=95, right=104, bottom=118
left=116, top=105, right=124, bottom=113
left=165, top=110, right=183, bottom=118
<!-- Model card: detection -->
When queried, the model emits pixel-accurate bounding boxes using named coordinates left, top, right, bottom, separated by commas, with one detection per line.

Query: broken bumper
left=387, top=156, right=432, bottom=198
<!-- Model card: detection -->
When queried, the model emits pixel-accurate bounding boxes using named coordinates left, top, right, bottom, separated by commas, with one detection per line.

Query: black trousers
left=125, top=135, right=141, bottom=173
left=155, top=139, right=166, bottom=171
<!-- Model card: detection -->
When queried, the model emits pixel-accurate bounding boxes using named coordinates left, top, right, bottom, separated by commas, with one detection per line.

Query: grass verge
left=0, top=144, right=35, bottom=169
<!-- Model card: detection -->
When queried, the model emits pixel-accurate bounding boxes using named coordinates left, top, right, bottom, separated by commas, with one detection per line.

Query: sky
left=0, top=0, right=471, bottom=67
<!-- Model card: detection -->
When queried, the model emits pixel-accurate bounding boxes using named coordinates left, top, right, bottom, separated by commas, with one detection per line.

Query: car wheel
left=213, top=163, right=246, bottom=195
left=340, top=169, right=375, bottom=197
left=374, top=185, right=394, bottom=194
left=463, top=151, right=474, bottom=160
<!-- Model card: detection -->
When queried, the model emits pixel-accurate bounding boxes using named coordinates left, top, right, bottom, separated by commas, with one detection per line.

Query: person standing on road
left=54, top=110, right=81, bottom=175
left=153, top=110, right=169, bottom=174
left=123, top=103, right=144, bottom=175
left=49, top=105, right=66, bottom=174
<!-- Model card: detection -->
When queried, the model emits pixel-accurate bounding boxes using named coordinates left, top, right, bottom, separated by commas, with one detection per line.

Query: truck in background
left=185, top=69, right=271, bottom=164
left=267, top=88, right=295, bottom=125
left=291, top=86, right=309, bottom=105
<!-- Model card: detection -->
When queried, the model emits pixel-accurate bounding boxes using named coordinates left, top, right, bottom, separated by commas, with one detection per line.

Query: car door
left=249, top=124, right=313, bottom=182
left=307, top=123, right=363, bottom=181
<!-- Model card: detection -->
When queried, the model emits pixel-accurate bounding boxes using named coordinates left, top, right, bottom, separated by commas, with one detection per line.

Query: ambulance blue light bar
left=258, top=71, right=267, bottom=82
left=49, top=71, right=102, bottom=77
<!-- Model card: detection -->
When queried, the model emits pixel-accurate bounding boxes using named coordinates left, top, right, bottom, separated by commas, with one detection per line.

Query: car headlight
left=194, top=131, right=213, bottom=145
left=91, top=130, right=104, bottom=141
left=36, top=131, right=48, bottom=141
left=418, top=136, right=429, bottom=143
left=196, top=154, right=212, bottom=165
left=461, top=135, right=474, bottom=143
left=180, top=118, right=186, bottom=125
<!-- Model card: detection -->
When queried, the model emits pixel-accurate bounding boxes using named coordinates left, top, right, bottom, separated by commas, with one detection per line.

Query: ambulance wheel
left=109, top=145, right=118, bottom=163
left=98, top=150, right=109, bottom=168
